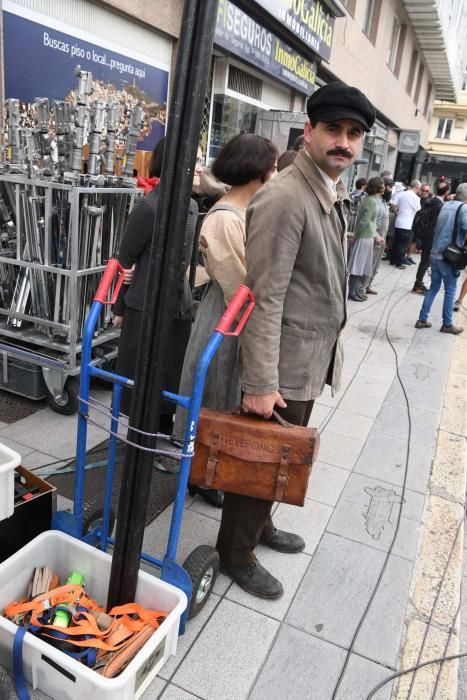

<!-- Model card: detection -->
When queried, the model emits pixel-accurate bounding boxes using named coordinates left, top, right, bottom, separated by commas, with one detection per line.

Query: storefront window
left=208, top=94, right=259, bottom=163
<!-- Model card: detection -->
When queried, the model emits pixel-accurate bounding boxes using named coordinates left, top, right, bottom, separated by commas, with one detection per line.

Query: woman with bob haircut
left=174, top=133, right=278, bottom=506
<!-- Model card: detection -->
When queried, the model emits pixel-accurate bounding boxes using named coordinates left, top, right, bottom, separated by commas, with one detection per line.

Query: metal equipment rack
left=0, top=174, right=142, bottom=413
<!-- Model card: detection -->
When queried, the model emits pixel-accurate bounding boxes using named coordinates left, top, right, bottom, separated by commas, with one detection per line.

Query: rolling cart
left=52, top=258, right=255, bottom=625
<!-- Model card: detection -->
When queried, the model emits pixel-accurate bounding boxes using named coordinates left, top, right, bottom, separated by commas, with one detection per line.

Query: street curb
left=393, top=324, right=467, bottom=699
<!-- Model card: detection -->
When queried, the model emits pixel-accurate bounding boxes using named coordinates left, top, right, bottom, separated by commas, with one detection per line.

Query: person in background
left=174, top=134, right=278, bottom=507
left=390, top=179, right=421, bottom=269
left=412, top=183, right=451, bottom=295
left=292, top=134, right=305, bottom=151
left=454, top=272, right=467, bottom=312
left=419, top=183, right=432, bottom=207
left=348, top=177, right=368, bottom=232
left=351, top=177, right=367, bottom=197
left=365, top=177, right=392, bottom=294
left=382, top=177, right=397, bottom=261
left=114, top=138, right=202, bottom=439
left=277, top=149, right=298, bottom=172
left=348, top=177, right=385, bottom=301
left=415, top=182, right=467, bottom=335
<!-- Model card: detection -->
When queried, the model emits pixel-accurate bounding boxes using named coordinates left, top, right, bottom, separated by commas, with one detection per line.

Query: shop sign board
left=398, top=131, right=421, bottom=154
left=253, top=0, right=335, bottom=62
left=2, top=1, right=170, bottom=150
left=215, top=0, right=317, bottom=95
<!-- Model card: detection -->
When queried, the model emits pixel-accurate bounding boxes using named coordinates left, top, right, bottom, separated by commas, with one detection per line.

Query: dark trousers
left=415, top=235, right=433, bottom=287
left=216, top=398, right=314, bottom=566
left=390, top=227, right=412, bottom=266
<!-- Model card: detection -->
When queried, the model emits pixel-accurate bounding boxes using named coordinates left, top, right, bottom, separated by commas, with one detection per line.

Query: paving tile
left=385, top=376, right=444, bottom=415
left=337, top=390, right=385, bottom=418
left=160, top=593, right=221, bottom=679
left=326, top=472, right=425, bottom=561
left=353, top=554, right=414, bottom=667
left=160, top=685, right=201, bottom=700
left=307, top=461, right=350, bottom=507
left=317, top=430, right=364, bottom=470
left=142, top=508, right=219, bottom=566
left=0, top=436, right=34, bottom=457
left=273, top=498, right=333, bottom=555
left=249, top=624, right=347, bottom=700
left=286, top=533, right=386, bottom=647
left=344, top=374, right=392, bottom=399
left=226, top=550, right=310, bottom=620
left=356, top=363, right=396, bottom=383
left=143, top=677, right=167, bottom=699
left=323, top=409, right=374, bottom=442
left=372, top=402, right=440, bottom=447
left=398, top=358, right=448, bottom=389
left=187, top=494, right=222, bottom=522
left=308, top=401, right=332, bottom=428
left=20, top=450, right=66, bottom=471
left=172, top=599, right=279, bottom=699
left=354, top=430, right=434, bottom=494
left=315, top=390, right=342, bottom=409
left=334, top=652, right=394, bottom=700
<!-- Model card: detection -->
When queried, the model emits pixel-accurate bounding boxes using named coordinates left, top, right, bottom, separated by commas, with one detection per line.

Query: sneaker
left=366, top=288, right=378, bottom=295
left=221, top=560, right=284, bottom=599
left=396, top=265, right=406, bottom=270
left=440, top=324, right=464, bottom=335
left=349, top=295, right=364, bottom=302
left=454, top=299, right=461, bottom=312
left=412, top=286, right=427, bottom=295
left=403, top=256, right=416, bottom=265
left=260, top=527, right=305, bottom=553
left=415, top=320, right=432, bottom=329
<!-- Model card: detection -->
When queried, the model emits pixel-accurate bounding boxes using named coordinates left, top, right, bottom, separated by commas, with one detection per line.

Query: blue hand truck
left=52, top=258, right=255, bottom=629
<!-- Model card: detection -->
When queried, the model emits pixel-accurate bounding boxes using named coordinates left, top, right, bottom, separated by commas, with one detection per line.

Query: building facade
left=421, top=71, right=467, bottom=190
left=0, top=0, right=465, bottom=182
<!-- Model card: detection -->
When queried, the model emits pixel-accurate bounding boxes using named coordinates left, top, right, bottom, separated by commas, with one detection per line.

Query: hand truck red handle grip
left=215, top=284, right=255, bottom=337
left=94, top=258, right=125, bottom=305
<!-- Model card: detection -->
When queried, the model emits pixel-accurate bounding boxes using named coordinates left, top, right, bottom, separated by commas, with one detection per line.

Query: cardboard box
left=0, top=466, right=56, bottom=563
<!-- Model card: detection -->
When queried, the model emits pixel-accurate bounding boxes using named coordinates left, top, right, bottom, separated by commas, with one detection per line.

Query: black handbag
left=443, top=203, right=467, bottom=270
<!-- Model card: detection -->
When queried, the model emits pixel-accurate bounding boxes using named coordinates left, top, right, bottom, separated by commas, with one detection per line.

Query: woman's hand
left=123, top=264, right=136, bottom=285
left=113, top=315, right=124, bottom=329
left=375, top=235, right=384, bottom=244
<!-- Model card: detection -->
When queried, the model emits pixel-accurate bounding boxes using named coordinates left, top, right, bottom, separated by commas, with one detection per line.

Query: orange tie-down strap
left=4, top=586, right=168, bottom=653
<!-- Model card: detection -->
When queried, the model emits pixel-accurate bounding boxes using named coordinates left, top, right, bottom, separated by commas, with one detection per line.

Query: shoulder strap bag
left=443, top=203, right=467, bottom=270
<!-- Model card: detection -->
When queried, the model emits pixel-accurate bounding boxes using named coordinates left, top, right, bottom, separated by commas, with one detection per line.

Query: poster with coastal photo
left=2, top=1, right=169, bottom=151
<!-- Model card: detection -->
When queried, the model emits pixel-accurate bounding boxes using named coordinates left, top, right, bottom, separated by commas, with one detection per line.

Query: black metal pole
left=107, top=0, right=219, bottom=609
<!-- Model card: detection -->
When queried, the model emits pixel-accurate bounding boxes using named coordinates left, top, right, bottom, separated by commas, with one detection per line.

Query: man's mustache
left=326, top=148, right=353, bottom=159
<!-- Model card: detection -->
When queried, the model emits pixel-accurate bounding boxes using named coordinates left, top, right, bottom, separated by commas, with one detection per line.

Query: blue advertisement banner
left=253, top=0, right=335, bottom=62
left=2, top=6, right=169, bottom=150
left=215, top=0, right=317, bottom=95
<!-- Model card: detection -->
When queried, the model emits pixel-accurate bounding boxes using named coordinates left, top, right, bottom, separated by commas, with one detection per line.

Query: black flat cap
left=307, top=82, right=376, bottom=132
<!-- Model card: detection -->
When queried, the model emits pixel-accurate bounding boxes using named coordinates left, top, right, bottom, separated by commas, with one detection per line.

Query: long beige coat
left=240, top=149, right=348, bottom=401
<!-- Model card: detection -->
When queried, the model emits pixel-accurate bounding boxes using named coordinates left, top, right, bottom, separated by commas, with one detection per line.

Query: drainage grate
left=0, top=389, right=47, bottom=424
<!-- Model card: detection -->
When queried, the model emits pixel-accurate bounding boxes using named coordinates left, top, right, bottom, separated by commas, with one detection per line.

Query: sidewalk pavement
left=1, top=260, right=465, bottom=699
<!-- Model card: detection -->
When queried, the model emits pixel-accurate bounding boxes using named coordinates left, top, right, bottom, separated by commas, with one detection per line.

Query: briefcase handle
left=215, top=284, right=255, bottom=337
left=233, top=405, right=295, bottom=429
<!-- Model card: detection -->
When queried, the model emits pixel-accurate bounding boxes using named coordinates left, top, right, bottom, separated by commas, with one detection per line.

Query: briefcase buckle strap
left=275, top=445, right=291, bottom=501
left=206, top=431, right=220, bottom=486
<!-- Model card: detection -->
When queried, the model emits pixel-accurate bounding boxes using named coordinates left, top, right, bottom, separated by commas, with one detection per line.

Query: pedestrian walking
left=215, top=81, right=375, bottom=599
left=348, top=176, right=385, bottom=301
left=415, top=182, right=467, bottom=335
left=412, top=183, right=451, bottom=294
left=174, top=133, right=278, bottom=506
left=390, top=180, right=421, bottom=268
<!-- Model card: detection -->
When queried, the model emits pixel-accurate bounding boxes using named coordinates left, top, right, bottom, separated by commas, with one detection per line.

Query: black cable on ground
left=331, top=289, right=413, bottom=699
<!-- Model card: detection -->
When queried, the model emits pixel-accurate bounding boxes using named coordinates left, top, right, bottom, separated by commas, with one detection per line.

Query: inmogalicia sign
left=215, top=0, right=317, bottom=94
left=398, top=131, right=420, bottom=154
left=253, top=0, right=335, bottom=62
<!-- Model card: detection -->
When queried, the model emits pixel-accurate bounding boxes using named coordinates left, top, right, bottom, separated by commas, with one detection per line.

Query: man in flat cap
left=216, top=82, right=376, bottom=598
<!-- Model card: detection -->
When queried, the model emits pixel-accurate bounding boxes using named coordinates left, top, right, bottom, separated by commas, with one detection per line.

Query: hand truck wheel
left=82, top=503, right=116, bottom=546
left=183, top=545, right=220, bottom=619
left=46, top=376, right=79, bottom=415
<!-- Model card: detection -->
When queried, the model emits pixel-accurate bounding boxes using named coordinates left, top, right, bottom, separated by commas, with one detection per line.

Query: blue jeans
left=419, top=258, right=459, bottom=327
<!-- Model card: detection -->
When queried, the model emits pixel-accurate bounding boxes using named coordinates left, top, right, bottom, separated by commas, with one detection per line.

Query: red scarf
left=136, top=176, right=160, bottom=194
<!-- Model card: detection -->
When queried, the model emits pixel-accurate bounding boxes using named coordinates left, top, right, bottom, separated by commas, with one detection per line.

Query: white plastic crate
left=0, top=531, right=187, bottom=699
left=0, top=443, right=20, bottom=521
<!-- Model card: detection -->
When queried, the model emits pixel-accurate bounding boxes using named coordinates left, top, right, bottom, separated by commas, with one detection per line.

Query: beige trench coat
left=240, top=149, right=349, bottom=401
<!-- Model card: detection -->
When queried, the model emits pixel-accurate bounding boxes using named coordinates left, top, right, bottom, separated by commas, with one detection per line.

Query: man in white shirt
left=390, top=179, right=421, bottom=268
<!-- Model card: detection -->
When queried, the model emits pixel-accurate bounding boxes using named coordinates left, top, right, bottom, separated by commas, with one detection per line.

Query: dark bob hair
left=149, top=137, right=165, bottom=178
left=366, top=176, right=384, bottom=196
left=212, top=134, right=278, bottom=186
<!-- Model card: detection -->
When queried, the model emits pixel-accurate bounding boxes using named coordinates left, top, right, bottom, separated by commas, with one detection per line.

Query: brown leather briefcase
left=189, top=409, right=320, bottom=506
